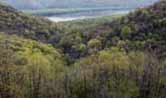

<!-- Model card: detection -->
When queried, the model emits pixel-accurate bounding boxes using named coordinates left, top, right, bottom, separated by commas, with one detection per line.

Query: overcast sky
left=1, top=0, right=159, bottom=9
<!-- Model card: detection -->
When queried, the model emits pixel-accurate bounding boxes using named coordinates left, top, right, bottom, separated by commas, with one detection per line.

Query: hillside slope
left=0, top=33, right=65, bottom=98
left=0, top=1, right=165, bottom=62
left=91, top=0, right=166, bottom=58
left=0, top=1, right=165, bottom=98
left=0, top=3, right=60, bottom=43
left=0, top=33, right=63, bottom=65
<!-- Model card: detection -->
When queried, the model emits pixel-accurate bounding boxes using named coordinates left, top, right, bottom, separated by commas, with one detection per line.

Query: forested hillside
left=0, top=1, right=165, bottom=98
left=92, top=0, right=166, bottom=58
left=0, top=3, right=61, bottom=43
left=0, top=33, right=65, bottom=98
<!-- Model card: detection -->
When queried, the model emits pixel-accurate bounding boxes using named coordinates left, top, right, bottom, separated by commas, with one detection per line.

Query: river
left=46, top=9, right=130, bottom=22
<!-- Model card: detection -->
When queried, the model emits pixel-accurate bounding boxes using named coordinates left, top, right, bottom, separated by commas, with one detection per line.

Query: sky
left=1, top=0, right=159, bottom=9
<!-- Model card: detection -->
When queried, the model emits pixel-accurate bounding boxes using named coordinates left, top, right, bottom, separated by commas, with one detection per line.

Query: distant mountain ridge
left=1, top=0, right=159, bottom=10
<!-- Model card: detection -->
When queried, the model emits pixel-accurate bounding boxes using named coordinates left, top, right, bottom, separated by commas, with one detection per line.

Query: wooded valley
left=0, top=0, right=165, bottom=98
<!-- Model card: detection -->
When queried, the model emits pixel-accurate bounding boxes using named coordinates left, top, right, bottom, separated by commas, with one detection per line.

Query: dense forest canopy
left=0, top=0, right=165, bottom=98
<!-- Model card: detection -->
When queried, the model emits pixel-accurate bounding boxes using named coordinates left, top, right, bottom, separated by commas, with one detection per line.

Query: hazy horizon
left=1, top=0, right=159, bottom=10
left=0, top=0, right=159, bottom=22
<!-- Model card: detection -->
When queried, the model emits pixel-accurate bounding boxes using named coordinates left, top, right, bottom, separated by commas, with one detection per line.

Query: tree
left=87, top=39, right=102, bottom=54
left=121, top=26, right=132, bottom=39
left=0, top=41, right=25, bottom=98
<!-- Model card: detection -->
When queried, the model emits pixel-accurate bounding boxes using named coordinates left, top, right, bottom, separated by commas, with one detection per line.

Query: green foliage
left=108, top=78, right=139, bottom=98
left=57, top=14, right=124, bottom=32
left=0, top=42, right=22, bottom=98
left=121, top=25, right=132, bottom=39
left=70, top=49, right=165, bottom=98
left=87, top=38, right=102, bottom=54
left=76, top=47, right=145, bottom=72
left=0, top=33, right=65, bottom=98
left=0, top=1, right=166, bottom=98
